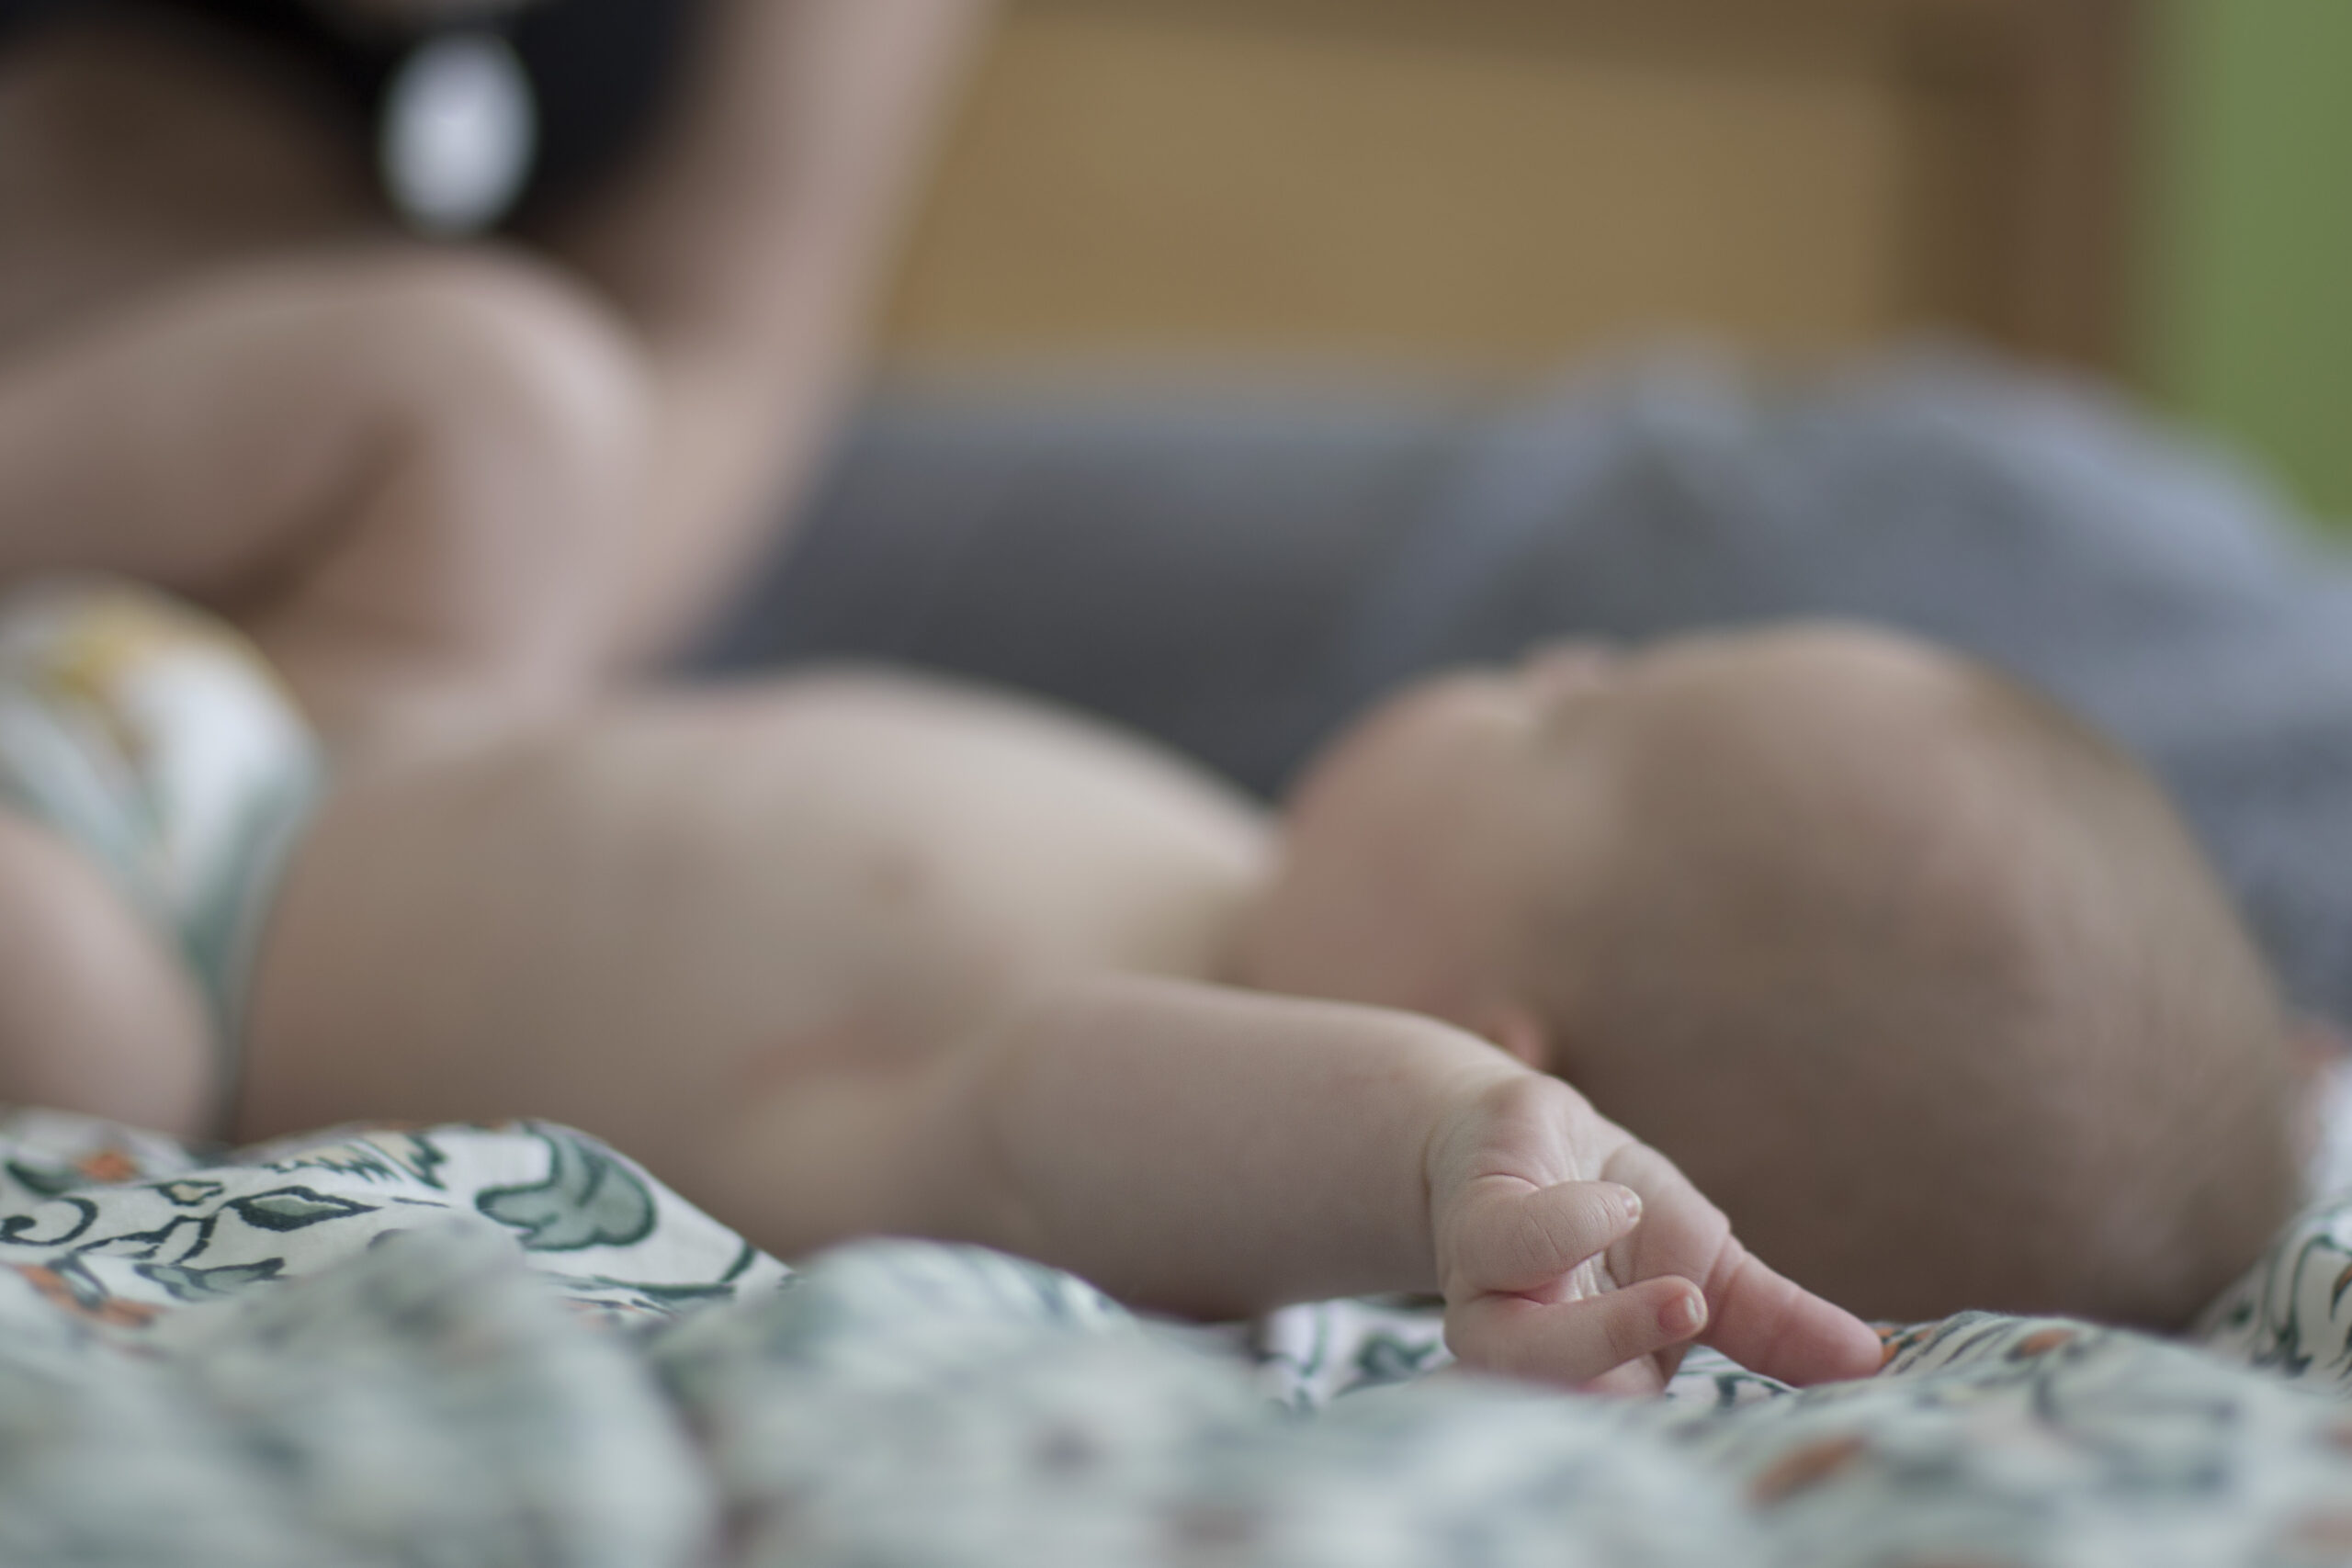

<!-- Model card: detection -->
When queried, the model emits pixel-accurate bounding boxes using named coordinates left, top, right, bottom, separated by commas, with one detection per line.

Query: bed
left=5, top=1103, right=2351, bottom=1566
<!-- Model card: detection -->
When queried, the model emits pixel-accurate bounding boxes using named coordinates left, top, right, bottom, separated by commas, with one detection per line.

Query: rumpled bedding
left=6, top=1110, right=2352, bottom=1567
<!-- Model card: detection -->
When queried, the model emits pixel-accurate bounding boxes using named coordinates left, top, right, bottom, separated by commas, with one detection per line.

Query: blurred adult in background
left=0, top=0, right=987, bottom=744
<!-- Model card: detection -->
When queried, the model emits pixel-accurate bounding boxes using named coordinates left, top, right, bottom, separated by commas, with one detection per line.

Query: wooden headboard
left=879, top=0, right=2138, bottom=378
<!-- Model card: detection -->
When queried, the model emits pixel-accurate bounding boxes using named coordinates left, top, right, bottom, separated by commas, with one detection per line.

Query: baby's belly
left=240, top=672, right=1271, bottom=1159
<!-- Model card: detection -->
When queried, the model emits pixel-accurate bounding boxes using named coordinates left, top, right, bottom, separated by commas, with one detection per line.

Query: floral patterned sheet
left=6, top=1109, right=2352, bottom=1567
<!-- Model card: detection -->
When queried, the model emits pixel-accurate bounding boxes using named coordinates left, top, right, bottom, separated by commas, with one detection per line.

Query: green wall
left=2149, top=0, right=2352, bottom=526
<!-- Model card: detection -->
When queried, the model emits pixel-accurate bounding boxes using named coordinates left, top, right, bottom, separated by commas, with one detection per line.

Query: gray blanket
left=701, top=350, right=2352, bottom=1025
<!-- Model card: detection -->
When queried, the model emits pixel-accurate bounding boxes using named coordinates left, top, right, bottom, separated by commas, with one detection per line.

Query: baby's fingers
left=1448, top=1177, right=1642, bottom=1296
left=1702, top=1245, right=1888, bottom=1387
left=1601, top=1142, right=1883, bottom=1387
left=1447, top=1276, right=1708, bottom=1387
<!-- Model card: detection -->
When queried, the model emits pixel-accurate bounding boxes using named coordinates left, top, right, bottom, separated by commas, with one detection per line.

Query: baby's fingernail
left=1660, top=1290, right=1706, bottom=1338
left=1615, top=1187, right=1642, bottom=1224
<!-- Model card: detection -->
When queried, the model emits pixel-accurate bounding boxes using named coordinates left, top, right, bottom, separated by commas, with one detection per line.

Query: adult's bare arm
left=526, top=0, right=996, bottom=663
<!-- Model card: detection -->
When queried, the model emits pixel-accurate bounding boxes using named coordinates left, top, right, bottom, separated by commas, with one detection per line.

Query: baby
left=0, top=585, right=2298, bottom=1386
left=243, top=618, right=2296, bottom=1333
left=0, top=581, right=1883, bottom=1393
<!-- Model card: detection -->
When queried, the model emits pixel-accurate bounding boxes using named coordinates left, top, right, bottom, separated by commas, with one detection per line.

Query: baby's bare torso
left=237, top=672, right=1272, bottom=1170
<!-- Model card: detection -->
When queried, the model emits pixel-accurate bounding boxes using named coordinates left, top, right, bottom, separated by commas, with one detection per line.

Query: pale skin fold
left=0, top=0, right=1883, bottom=1390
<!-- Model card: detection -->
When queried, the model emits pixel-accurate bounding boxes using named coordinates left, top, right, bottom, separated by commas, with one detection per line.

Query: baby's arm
left=702, top=974, right=1883, bottom=1390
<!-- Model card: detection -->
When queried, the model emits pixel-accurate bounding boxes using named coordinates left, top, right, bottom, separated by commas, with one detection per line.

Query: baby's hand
left=1427, top=1072, right=1883, bottom=1393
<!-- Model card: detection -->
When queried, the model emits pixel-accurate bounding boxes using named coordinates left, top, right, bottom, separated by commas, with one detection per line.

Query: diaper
left=0, top=578, right=323, bottom=1110
left=2312, top=1055, right=2352, bottom=1199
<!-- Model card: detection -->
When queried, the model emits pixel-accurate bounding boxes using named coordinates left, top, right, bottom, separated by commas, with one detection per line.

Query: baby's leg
left=0, top=248, right=647, bottom=750
left=0, top=806, right=212, bottom=1137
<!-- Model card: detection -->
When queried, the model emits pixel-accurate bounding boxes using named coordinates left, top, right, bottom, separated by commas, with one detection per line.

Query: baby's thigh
left=0, top=246, right=646, bottom=614
left=0, top=247, right=653, bottom=738
left=0, top=807, right=213, bottom=1136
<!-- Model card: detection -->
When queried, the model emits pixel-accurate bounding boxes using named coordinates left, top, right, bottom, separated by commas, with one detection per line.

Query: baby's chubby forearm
left=686, top=975, right=1488, bottom=1316
left=926, top=975, right=1509, bottom=1320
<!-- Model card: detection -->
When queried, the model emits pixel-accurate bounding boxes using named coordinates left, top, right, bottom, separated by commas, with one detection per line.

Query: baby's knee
left=263, top=251, right=656, bottom=671
left=324, top=250, right=651, bottom=490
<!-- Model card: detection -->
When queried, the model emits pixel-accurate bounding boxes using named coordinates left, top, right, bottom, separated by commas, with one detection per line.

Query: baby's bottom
left=0, top=807, right=212, bottom=1136
left=0, top=246, right=645, bottom=750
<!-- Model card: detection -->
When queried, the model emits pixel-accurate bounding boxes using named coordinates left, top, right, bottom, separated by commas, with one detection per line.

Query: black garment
left=0, top=0, right=70, bottom=30
left=1, top=0, right=702, bottom=219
